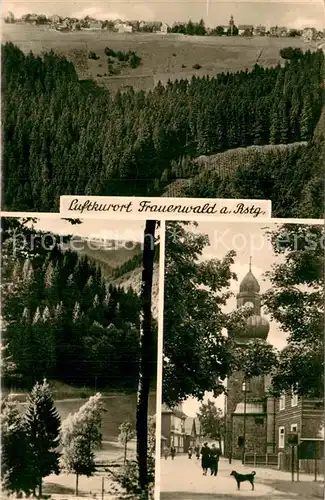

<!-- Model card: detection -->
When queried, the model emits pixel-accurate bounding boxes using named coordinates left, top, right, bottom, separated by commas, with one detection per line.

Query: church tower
left=225, top=262, right=270, bottom=460
left=229, top=15, right=235, bottom=36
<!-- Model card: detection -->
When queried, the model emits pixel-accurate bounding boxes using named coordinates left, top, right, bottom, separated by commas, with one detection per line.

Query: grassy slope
left=2, top=24, right=317, bottom=91
left=164, top=142, right=308, bottom=196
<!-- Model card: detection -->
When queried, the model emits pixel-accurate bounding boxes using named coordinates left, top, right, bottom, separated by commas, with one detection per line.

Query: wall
left=161, top=413, right=172, bottom=447
left=232, top=413, right=267, bottom=459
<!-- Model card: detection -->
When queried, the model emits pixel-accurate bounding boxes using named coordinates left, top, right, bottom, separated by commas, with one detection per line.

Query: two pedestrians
left=209, top=443, right=221, bottom=476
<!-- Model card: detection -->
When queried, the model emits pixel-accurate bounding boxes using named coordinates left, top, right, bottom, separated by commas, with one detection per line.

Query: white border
left=154, top=220, right=166, bottom=500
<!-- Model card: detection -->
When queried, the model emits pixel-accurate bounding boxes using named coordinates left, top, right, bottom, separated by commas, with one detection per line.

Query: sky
left=176, top=220, right=318, bottom=417
left=3, top=0, right=325, bottom=29
left=28, top=217, right=146, bottom=242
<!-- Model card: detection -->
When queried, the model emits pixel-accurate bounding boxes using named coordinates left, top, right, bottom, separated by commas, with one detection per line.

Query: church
left=224, top=264, right=324, bottom=474
left=224, top=263, right=275, bottom=461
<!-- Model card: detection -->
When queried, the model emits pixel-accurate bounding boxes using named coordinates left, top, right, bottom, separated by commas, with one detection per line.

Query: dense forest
left=2, top=43, right=324, bottom=217
left=1, top=219, right=157, bottom=391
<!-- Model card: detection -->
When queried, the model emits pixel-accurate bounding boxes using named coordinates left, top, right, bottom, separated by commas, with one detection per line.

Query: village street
left=159, top=454, right=324, bottom=500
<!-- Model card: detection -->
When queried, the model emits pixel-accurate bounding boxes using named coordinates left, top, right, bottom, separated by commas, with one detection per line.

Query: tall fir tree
left=24, top=379, right=61, bottom=497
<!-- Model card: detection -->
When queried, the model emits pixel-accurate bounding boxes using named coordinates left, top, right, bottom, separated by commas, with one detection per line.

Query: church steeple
left=228, top=263, right=270, bottom=344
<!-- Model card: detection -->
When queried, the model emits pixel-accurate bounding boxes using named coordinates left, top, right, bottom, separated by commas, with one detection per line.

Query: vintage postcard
left=1, top=215, right=163, bottom=499
left=158, top=219, right=324, bottom=500
left=1, top=0, right=325, bottom=498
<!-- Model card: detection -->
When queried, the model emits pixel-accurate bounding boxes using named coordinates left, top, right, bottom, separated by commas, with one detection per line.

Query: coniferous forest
left=2, top=42, right=324, bottom=217
left=2, top=219, right=157, bottom=392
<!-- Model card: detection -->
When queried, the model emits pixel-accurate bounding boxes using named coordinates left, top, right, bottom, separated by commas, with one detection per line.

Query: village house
left=238, top=25, right=254, bottom=36
left=270, top=26, right=288, bottom=37
left=49, top=14, right=60, bottom=25
left=254, top=25, right=266, bottom=36
left=301, top=27, right=318, bottom=42
left=160, top=21, right=169, bottom=34
left=118, top=23, right=133, bottom=33
left=161, top=403, right=186, bottom=453
left=275, top=391, right=324, bottom=474
left=88, top=20, right=102, bottom=30
left=184, top=417, right=201, bottom=452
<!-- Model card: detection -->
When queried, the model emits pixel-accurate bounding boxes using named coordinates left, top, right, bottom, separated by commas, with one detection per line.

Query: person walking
left=195, top=444, right=200, bottom=459
left=201, top=442, right=210, bottom=475
left=188, top=446, right=193, bottom=459
left=170, top=446, right=176, bottom=460
left=163, top=447, right=169, bottom=460
left=209, top=443, right=221, bottom=476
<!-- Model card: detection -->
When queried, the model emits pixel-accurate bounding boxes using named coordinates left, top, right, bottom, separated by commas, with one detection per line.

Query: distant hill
left=64, top=237, right=160, bottom=318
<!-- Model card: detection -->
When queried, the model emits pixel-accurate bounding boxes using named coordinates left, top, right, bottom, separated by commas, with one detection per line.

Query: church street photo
left=160, top=220, right=324, bottom=499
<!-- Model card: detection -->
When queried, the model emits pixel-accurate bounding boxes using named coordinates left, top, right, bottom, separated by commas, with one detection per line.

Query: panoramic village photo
left=1, top=1, right=324, bottom=219
left=160, top=220, right=324, bottom=499
left=1, top=216, right=160, bottom=499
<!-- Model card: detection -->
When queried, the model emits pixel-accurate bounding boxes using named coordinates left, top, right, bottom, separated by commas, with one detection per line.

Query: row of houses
left=12, top=15, right=324, bottom=41
left=161, top=403, right=203, bottom=454
left=33, top=16, right=169, bottom=34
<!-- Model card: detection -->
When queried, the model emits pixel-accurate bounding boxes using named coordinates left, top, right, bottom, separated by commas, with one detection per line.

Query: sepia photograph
left=1, top=216, right=161, bottom=500
left=160, top=220, right=324, bottom=499
left=1, top=1, right=324, bottom=218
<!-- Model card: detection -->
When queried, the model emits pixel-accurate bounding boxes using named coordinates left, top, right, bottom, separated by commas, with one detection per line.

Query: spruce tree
left=24, top=379, right=61, bottom=497
left=1, top=400, right=36, bottom=496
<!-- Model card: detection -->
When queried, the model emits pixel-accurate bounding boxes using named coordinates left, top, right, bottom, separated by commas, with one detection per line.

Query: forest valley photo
left=2, top=43, right=324, bottom=218
left=1, top=217, right=159, bottom=499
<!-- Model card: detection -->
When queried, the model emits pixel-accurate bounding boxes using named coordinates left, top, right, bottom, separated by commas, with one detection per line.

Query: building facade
left=161, top=403, right=186, bottom=452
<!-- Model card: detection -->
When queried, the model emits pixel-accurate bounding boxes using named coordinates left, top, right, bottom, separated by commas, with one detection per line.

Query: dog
left=230, top=470, right=256, bottom=490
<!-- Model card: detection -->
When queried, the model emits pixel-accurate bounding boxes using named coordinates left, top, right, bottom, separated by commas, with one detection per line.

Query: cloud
left=73, top=7, right=125, bottom=21
left=286, top=16, right=325, bottom=30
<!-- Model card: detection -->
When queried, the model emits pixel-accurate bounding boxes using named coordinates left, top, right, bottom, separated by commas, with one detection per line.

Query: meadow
left=2, top=24, right=316, bottom=91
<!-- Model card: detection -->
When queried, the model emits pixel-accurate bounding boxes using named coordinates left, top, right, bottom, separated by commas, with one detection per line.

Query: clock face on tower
left=245, top=301, right=254, bottom=309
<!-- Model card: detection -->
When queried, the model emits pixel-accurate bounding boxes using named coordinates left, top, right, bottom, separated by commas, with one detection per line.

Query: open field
left=2, top=24, right=317, bottom=91
left=5, top=386, right=156, bottom=442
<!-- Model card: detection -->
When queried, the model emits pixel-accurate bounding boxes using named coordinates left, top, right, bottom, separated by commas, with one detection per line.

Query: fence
left=279, top=452, right=324, bottom=476
left=244, top=453, right=278, bottom=467
left=244, top=452, right=324, bottom=476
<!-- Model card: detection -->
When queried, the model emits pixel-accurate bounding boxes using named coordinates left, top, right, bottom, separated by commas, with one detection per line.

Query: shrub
left=193, top=63, right=202, bottom=69
left=129, top=52, right=142, bottom=69
left=88, top=52, right=100, bottom=60
left=104, top=47, right=116, bottom=57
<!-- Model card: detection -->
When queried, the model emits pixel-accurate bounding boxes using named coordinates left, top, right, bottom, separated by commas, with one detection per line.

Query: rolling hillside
left=2, top=24, right=318, bottom=92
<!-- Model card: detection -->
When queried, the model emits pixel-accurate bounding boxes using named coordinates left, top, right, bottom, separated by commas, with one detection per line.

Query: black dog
left=230, top=470, right=256, bottom=490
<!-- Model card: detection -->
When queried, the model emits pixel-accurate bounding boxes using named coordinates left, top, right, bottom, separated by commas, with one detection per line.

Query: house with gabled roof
left=184, top=416, right=202, bottom=452
left=161, top=403, right=187, bottom=453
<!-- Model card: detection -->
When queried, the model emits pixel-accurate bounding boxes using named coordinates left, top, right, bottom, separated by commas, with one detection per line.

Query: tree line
left=2, top=43, right=324, bottom=217
left=2, top=219, right=157, bottom=391
left=2, top=381, right=153, bottom=498
left=163, top=222, right=324, bottom=408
